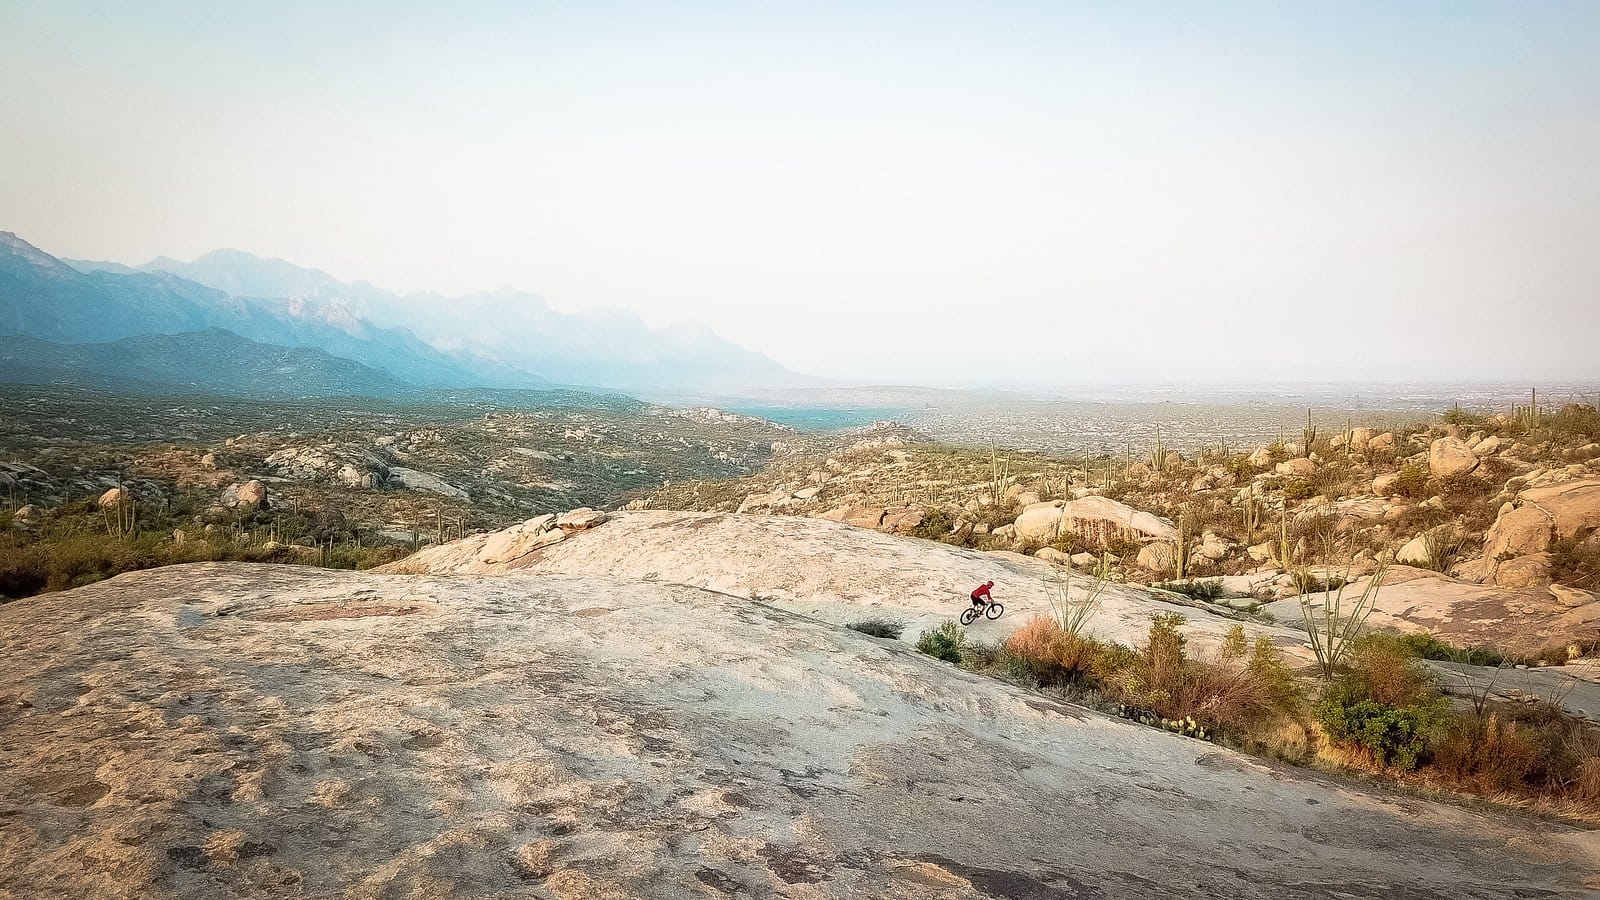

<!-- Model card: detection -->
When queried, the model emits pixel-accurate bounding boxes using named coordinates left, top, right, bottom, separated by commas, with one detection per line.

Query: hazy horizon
left=5, top=2, right=1598, bottom=387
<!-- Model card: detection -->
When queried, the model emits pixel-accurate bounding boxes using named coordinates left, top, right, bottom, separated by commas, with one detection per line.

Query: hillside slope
left=0, top=329, right=413, bottom=398
left=1, top=563, right=1595, bottom=898
left=382, top=510, right=1307, bottom=654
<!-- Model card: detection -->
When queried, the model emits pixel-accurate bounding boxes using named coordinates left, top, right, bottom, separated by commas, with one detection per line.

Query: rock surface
left=2, top=563, right=1597, bottom=898
left=383, top=511, right=1281, bottom=654
left=1267, top=565, right=1600, bottom=651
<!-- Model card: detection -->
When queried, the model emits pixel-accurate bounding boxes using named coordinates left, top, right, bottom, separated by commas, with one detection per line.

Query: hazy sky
left=4, top=1, right=1598, bottom=386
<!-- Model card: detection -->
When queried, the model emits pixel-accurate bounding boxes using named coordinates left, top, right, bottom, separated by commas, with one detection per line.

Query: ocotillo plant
left=1300, top=559, right=1390, bottom=679
left=101, top=490, right=136, bottom=538
left=1047, top=553, right=1113, bottom=638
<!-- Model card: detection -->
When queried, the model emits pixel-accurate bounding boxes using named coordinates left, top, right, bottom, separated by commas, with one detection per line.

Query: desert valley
left=7, top=2, right=1600, bottom=896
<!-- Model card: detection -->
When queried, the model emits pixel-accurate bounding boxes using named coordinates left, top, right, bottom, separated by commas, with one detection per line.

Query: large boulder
left=1483, top=505, right=1556, bottom=560
left=1494, top=552, right=1553, bottom=588
left=480, top=515, right=565, bottom=565
left=1136, top=542, right=1178, bottom=572
left=1059, top=496, right=1178, bottom=545
left=1549, top=584, right=1598, bottom=609
left=222, top=480, right=268, bottom=509
left=1478, top=474, right=1600, bottom=563
left=885, top=509, right=925, bottom=534
left=1428, top=437, right=1480, bottom=477
left=97, top=486, right=131, bottom=509
left=1515, top=477, right=1600, bottom=539
left=1033, top=547, right=1069, bottom=565
left=1276, top=458, right=1316, bottom=477
left=1395, top=533, right=1434, bottom=567
left=555, top=507, right=608, bottom=532
left=1368, top=432, right=1397, bottom=453
left=1248, top=447, right=1273, bottom=468
left=1012, top=500, right=1065, bottom=544
left=1348, top=427, right=1375, bottom=453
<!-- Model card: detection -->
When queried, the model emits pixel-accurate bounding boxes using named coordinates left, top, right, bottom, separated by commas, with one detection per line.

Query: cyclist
left=969, top=581, right=995, bottom=611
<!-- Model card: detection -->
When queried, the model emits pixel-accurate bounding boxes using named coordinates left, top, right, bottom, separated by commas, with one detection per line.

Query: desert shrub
left=955, top=639, right=1005, bottom=673
left=1432, top=701, right=1600, bottom=803
left=910, top=506, right=955, bottom=542
left=1227, top=453, right=1258, bottom=478
left=1290, top=570, right=1346, bottom=595
left=1542, top=403, right=1600, bottom=444
left=1314, top=635, right=1448, bottom=769
left=1441, top=406, right=1488, bottom=427
left=1096, top=616, right=1301, bottom=734
left=847, top=618, right=906, bottom=639
left=1281, top=478, right=1317, bottom=502
left=1151, top=579, right=1224, bottom=603
left=1392, top=464, right=1431, bottom=500
left=916, top=621, right=967, bottom=663
left=976, top=499, right=1020, bottom=531
left=1549, top=528, right=1600, bottom=592
left=1395, top=632, right=1504, bottom=667
left=1315, top=680, right=1447, bottom=770
left=1003, top=615, right=1104, bottom=685
left=1416, top=525, right=1467, bottom=573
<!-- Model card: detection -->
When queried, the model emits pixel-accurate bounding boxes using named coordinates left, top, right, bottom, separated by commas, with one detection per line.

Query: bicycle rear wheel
left=959, top=607, right=979, bottom=626
left=985, top=602, right=1004, bottom=620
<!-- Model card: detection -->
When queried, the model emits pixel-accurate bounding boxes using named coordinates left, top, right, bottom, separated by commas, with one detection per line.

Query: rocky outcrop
left=385, top=511, right=1290, bottom=654
left=1478, top=476, right=1600, bottom=587
left=2, top=564, right=1591, bottom=897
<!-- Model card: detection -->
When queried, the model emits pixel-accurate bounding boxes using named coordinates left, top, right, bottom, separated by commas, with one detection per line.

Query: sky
left=3, top=1, right=1598, bottom=387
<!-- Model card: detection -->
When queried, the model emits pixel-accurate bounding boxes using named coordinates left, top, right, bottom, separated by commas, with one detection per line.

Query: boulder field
left=3, top=564, right=1597, bottom=898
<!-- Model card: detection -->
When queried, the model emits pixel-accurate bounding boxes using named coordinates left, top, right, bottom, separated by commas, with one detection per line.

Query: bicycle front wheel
left=985, top=602, right=1004, bottom=620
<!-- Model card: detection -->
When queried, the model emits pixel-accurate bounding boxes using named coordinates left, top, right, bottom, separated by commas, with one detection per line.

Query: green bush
left=916, top=621, right=967, bottom=663
left=847, top=618, right=906, bottom=639
left=1314, top=635, right=1448, bottom=770
left=1549, top=528, right=1600, bottom=592
left=910, top=506, right=956, bottom=542
left=1393, top=464, right=1431, bottom=499
left=1315, top=678, right=1448, bottom=770
left=1396, top=632, right=1504, bottom=667
left=1151, top=580, right=1224, bottom=602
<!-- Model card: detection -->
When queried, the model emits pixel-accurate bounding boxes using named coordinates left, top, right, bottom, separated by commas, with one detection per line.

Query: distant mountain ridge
left=3, top=232, right=485, bottom=388
left=65, top=245, right=807, bottom=394
left=0, top=329, right=411, bottom=398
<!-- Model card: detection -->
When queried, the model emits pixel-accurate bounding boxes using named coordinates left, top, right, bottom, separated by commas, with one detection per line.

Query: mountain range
left=54, top=239, right=804, bottom=395
left=0, top=230, right=806, bottom=399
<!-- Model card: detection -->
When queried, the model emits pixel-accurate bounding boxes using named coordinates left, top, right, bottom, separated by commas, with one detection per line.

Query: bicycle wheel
left=985, top=602, right=1004, bottom=620
left=959, top=606, right=979, bottom=626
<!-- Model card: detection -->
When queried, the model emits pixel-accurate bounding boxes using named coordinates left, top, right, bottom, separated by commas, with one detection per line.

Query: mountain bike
left=959, top=599, right=1004, bottom=625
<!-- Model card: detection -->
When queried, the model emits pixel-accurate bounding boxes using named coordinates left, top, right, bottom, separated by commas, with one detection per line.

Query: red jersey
left=971, top=584, right=993, bottom=601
